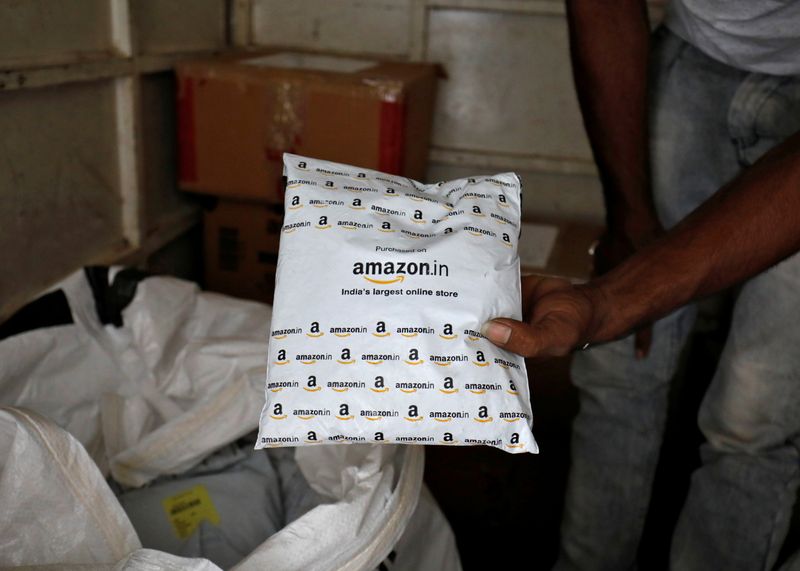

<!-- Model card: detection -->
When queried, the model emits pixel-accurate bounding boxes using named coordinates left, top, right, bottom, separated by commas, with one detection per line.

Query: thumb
left=481, top=318, right=544, bottom=358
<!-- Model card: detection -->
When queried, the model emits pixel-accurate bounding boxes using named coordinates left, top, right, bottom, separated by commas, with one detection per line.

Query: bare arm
left=566, top=0, right=657, bottom=232
left=586, top=131, right=800, bottom=343
left=484, top=132, right=800, bottom=357
left=566, top=0, right=662, bottom=356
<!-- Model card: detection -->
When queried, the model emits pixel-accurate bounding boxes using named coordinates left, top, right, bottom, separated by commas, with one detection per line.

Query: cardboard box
left=178, top=50, right=439, bottom=203
left=203, top=198, right=283, bottom=303
left=519, top=220, right=603, bottom=283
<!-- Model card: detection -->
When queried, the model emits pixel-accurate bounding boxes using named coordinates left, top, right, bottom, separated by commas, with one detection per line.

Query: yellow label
left=162, top=485, right=221, bottom=539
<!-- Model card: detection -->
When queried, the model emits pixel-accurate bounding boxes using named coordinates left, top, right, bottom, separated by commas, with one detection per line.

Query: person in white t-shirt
left=485, top=1, right=800, bottom=569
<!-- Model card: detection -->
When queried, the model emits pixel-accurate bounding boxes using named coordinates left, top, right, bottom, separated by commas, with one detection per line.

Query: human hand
left=481, top=275, right=604, bottom=359
left=594, top=215, right=662, bottom=358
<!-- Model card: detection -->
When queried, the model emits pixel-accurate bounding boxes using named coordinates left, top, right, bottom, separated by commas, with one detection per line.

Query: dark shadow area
left=425, top=356, right=578, bottom=569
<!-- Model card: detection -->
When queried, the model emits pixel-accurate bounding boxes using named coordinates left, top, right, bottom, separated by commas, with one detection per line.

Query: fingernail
left=481, top=321, right=512, bottom=345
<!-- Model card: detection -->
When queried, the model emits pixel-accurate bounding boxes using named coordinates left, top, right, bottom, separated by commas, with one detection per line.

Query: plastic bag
left=257, top=154, right=537, bottom=454
left=0, top=405, right=452, bottom=571
left=0, top=271, right=461, bottom=570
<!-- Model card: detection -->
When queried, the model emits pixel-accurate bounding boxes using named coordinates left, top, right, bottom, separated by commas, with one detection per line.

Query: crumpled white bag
left=0, top=405, right=451, bottom=571
left=101, top=275, right=272, bottom=486
left=0, top=407, right=141, bottom=567
left=0, top=271, right=461, bottom=571
left=0, top=270, right=271, bottom=485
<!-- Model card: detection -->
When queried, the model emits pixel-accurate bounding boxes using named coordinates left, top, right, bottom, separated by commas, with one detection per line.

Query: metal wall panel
left=132, top=0, right=227, bottom=54
left=427, top=8, right=591, bottom=161
left=251, top=0, right=412, bottom=56
left=0, top=80, right=122, bottom=309
left=0, top=0, right=113, bottom=68
left=246, top=1, right=605, bottom=223
left=0, top=0, right=230, bottom=319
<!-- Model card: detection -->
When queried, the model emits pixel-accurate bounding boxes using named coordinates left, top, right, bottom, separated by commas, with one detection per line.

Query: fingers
left=520, top=275, right=548, bottom=316
left=490, top=277, right=595, bottom=359
left=482, top=317, right=576, bottom=359
left=521, top=275, right=572, bottom=316
left=482, top=318, right=539, bottom=357
left=634, top=325, right=653, bottom=360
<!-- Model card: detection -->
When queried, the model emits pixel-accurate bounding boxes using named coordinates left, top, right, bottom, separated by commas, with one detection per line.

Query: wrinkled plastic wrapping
left=0, top=271, right=270, bottom=485
left=0, top=271, right=461, bottom=571
left=257, top=154, right=537, bottom=454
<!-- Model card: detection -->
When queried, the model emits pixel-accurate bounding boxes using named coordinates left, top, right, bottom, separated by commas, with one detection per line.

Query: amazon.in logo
left=352, top=260, right=450, bottom=285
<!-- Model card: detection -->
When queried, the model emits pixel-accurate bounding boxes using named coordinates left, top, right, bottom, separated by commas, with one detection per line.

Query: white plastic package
left=256, top=154, right=537, bottom=454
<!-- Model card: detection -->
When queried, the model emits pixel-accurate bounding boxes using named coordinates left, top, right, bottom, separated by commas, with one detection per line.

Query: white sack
left=0, top=272, right=461, bottom=570
left=0, top=407, right=140, bottom=567
left=0, top=272, right=124, bottom=471
left=0, top=270, right=272, bottom=485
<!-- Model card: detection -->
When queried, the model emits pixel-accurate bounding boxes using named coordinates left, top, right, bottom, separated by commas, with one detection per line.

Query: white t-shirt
left=666, top=0, right=800, bottom=76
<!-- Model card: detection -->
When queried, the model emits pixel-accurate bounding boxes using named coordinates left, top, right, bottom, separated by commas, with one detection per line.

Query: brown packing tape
left=362, top=78, right=405, bottom=104
left=265, top=81, right=305, bottom=159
